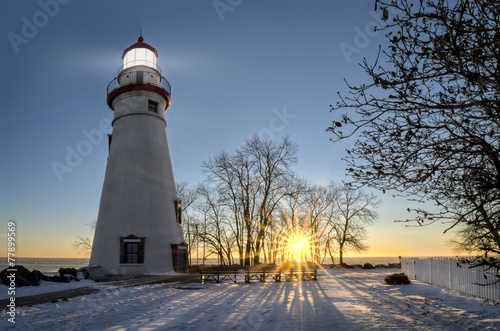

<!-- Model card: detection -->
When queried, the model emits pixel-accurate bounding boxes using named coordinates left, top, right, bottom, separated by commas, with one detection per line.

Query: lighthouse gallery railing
left=107, top=70, right=171, bottom=96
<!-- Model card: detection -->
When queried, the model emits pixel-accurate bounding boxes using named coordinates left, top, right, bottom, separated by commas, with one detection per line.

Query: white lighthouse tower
left=89, top=36, right=187, bottom=276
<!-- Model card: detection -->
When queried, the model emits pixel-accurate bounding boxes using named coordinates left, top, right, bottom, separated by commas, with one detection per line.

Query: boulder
left=388, top=263, right=401, bottom=269
left=0, top=265, right=86, bottom=286
left=81, top=265, right=107, bottom=281
left=331, top=262, right=355, bottom=268
left=50, top=273, right=79, bottom=282
left=362, top=263, right=375, bottom=269
left=339, top=263, right=355, bottom=269
left=49, top=275, right=71, bottom=283
left=33, top=269, right=51, bottom=282
left=59, top=267, right=78, bottom=278
left=375, top=264, right=389, bottom=269
left=77, top=266, right=91, bottom=279
left=0, top=265, right=43, bottom=287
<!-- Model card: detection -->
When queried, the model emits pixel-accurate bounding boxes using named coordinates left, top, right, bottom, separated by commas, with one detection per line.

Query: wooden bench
left=284, top=265, right=318, bottom=281
left=244, top=264, right=281, bottom=283
left=199, top=266, right=240, bottom=284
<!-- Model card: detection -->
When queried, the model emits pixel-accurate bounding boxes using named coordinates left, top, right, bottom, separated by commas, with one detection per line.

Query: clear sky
left=0, top=0, right=457, bottom=258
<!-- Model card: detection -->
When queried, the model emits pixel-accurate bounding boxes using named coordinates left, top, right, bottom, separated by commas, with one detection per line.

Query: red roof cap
left=121, top=37, right=159, bottom=59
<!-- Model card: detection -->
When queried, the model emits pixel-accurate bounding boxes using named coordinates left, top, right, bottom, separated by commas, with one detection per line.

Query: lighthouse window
left=126, top=243, right=139, bottom=263
left=108, top=134, right=112, bottom=153
left=148, top=100, right=158, bottom=113
left=120, top=236, right=145, bottom=264
left=174, top=199, right=182, bottom=225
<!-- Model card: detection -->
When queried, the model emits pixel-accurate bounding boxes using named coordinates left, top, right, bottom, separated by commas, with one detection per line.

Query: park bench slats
left=199, top=266, right=240, bottom=284
left=198, top=264, right=318, bottom=284
left=244, top=264, right=281, bottom=283
left=284, top=265, right=318, bottom=281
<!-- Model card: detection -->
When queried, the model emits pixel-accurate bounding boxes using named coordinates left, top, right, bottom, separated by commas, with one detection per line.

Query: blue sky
left=0, top=0, right=455, bottom=257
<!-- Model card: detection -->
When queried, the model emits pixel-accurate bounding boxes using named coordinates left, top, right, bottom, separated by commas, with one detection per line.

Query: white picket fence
left=401, top=257, right=500, bottom=301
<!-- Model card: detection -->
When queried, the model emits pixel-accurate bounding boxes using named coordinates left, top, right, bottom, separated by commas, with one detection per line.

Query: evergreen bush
left=384, top=273, right=411, bottom=285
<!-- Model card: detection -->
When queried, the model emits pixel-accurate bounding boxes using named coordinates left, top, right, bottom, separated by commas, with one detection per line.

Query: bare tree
left=202, top=136, right=298, bottom=266
left=272, top=175, right=310, bottom=263
left=303, top=185, right=334, bottom=264
left=72, top=236, right=92, bottom=256
left=196, top=184, right=235, bottom=265
left=330, top=183, right=380, bottom=264
left=245, top=136, right=298, bottom=265
left=71, top=220, right=96, bottom=256
left=176, top=181, right=199, bottom=265
left=328, top=0, right=500, bottom=265
left=176, top=181, right=198, bottom=211
left=449, top=219, right=499, bottom=257
left=202, top=150, right=256, bottom=266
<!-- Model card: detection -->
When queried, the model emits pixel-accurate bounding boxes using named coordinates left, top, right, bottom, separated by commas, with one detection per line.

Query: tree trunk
left=244, top=202, right=252, bottom=266
left=227, top=248, right=232, bottom=266
left=244, top=233, right=252, bottom=266
left=327, top=244, right=335, bottom=265
left=234, top=212, right=244, bottom=266
left=253, top=225, right=267, bottom=265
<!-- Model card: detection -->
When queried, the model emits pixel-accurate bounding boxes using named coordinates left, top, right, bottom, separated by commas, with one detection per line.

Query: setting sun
left=285, top=233, right=311, bottom=263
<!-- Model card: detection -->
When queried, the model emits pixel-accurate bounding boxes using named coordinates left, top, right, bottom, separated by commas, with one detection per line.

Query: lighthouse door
left=171, top=243, right=188, bottom=273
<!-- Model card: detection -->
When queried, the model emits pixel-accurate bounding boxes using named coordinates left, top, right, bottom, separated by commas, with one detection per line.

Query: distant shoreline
left=0, top=255, right=460, bottom=259
left=1, top=256, right=465, bottom=274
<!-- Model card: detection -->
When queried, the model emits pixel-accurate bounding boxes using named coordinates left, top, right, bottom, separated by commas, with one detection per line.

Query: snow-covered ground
left=1, top=268, right=499, bottom=330
left=0, top=278, right=98, bottom=300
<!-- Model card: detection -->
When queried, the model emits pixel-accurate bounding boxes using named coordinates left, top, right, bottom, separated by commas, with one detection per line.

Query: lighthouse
left=89, top=37, right=187, bottom=276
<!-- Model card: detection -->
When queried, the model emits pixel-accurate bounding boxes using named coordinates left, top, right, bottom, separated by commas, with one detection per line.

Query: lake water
left=332, top=257, right=400, bottom=266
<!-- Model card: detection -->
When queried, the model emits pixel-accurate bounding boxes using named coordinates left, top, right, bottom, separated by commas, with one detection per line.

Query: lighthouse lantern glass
left=123, top=48, right=157, bottom=70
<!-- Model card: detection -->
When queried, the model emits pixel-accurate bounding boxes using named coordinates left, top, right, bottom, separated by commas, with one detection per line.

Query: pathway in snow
left=1, top=268, right=499, bottom=330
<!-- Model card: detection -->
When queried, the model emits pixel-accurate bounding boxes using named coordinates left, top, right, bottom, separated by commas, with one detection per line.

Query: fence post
left=475, top=264, right=481, bottom=298
left=429, top=258, right=433, bottom=284
left=448, top=258, right=453, bottom=290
